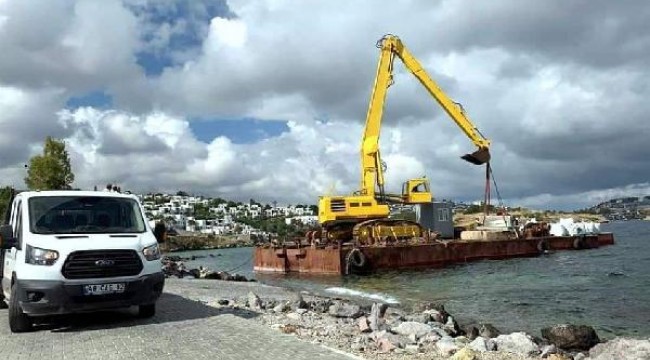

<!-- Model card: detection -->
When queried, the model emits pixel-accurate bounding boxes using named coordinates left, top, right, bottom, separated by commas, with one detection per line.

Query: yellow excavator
left=316, top=34, right=491, bottom=245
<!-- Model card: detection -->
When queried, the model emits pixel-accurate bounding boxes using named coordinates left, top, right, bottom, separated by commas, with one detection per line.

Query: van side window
left=11, top=200, right=20, bottom=233
left=15, top=202, right=23, bottom=243
left=10, top=199, right=17, bottom=229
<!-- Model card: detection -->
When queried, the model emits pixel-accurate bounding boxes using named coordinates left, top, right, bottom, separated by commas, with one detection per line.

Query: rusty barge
left=253, top=232, right=615, bottom=275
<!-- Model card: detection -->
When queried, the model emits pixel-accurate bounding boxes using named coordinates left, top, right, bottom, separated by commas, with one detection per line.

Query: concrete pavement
left=0, top=279, right=358, bottom=360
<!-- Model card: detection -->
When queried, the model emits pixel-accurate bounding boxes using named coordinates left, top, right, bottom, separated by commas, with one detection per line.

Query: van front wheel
left=138, top=303, right=156, bottom=318
left=9, top=283, right=32, bottom=333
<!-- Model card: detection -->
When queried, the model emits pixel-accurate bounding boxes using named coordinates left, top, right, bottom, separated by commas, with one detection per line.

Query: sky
left=0, top=0, right=649, bottom=210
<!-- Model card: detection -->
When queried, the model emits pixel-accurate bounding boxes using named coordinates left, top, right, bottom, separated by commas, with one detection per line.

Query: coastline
left=163, top=276, right=649, bottom=359
left=161, top=235, right=255, bottom=252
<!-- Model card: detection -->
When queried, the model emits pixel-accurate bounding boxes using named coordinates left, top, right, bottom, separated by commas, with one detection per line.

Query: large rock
left=588, top=337, right=650, bottom=360
left=418, top=332, right=442, bottom=345
left=377, top=338, right=397, bottom=353
left=405, top=313, right=431, bottom=324
left=455, top=336, right=470, bottom=345
left=486, top=338, right=498, bottom=351
left=413, top=302, right=449, bottom=322
left=286, top=312, right=302, bottom=321
left=546, top=354, right=571, bottom=360
left=358, top=316, right=371, bottom=333
left=273, top=301, right=290, bottom=313
left=247, top=291, right=261, bottom=309
left=373, top=331, right=403, bottom=353
left=424, top=309, right=446, bottom=324
left=463, top=325, right=479, bottom=340
left=392, top=321, right=433, bottom=339
left=436, top=336, right=460, bottom=355
left=404, top=344, right=421, bottom=354
left=493, top=332, right=540, bottom=356
left=291, top=293, right=308, bottom=310
left=430, top=323, right=450, bottom=338
left=541, top=324, right=600, bottom=350
left=328, top=301, right=363, bottom=318
left=451, top=347, right=478, bottom=360
left=540, top=344, right=557, bottom=358
left=309, top=299, right=332, bottom=313
left=369, top=302, right=387, bottom=331
left=468, top=336, right=488, bottom=352
left=351, top=335, right=373, bottom=352
left=478, top=323, right=501, bottom=338
left=444, top=315, right=461, bottom=336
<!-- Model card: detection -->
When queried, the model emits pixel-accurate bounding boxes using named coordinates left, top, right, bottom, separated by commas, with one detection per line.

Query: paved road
left=0, top=279, right=357, bottom=360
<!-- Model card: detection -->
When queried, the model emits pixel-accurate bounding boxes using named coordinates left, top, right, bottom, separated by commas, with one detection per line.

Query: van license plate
left=83, top=283, right=126, bottom=296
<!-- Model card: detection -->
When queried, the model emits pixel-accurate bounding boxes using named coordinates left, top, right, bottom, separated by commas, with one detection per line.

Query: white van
left=0, top=190, right=165, bottom=332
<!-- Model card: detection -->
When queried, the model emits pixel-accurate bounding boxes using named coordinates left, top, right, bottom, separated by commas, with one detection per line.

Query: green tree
left=0, top=186, right=13, bottom=222
left=24, top=136, right=75, bottom=190
left=193, top=203, right=214, bottom=220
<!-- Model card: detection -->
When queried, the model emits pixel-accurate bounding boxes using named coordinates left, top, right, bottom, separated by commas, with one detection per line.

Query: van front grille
left=62, top=250, right=143, bottom=279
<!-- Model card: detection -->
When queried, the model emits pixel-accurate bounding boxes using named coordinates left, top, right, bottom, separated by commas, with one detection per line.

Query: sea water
left=175, top=220, right=650, bottom=338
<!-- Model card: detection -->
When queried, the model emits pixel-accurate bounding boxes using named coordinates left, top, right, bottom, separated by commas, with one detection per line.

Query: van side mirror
left=0, top=225, right=17, bottom=249
left=153, top=222, right=166, bottom=244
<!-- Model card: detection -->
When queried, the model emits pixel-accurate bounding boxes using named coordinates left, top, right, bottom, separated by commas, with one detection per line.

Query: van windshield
left=29, top=196, right=146, bottom=234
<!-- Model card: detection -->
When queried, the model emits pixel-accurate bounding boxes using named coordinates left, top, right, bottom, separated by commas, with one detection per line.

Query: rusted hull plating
left=253, top=233, right=615, bottom=275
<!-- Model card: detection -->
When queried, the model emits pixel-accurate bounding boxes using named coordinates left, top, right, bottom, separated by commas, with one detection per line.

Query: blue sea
left=173, top=220, right=650, bottom=338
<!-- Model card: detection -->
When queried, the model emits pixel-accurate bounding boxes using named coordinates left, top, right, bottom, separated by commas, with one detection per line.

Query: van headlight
left=143, top=244, right=161, bottom=261
left=26, top=245, right=59, bottom=266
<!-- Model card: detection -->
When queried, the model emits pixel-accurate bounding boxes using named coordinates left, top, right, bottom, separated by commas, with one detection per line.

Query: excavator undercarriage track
left=352, top=219, right=424, bottom=246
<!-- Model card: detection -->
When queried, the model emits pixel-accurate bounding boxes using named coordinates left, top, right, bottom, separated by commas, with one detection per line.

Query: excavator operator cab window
left=404, top=181, right=428, bottom=195
left=412, top=183, right=427, bottom=193
left=411, top=181, right=429, bottom=193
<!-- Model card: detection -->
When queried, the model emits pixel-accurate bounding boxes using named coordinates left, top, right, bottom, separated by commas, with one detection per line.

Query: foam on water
left=324, top=286, right=400, bottom=304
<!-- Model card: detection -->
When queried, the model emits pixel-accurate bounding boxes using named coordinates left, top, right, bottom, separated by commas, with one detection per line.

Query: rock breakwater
left=162, top=255, right=255, bottom=282
left=198, top=289, right=640, bottom=360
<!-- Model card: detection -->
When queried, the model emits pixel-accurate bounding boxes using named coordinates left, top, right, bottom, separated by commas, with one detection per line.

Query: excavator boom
left=378, top=35, right=491, bottom=164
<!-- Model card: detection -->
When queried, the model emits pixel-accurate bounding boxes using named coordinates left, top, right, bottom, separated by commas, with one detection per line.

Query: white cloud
left=205, top=17, right=247, bottom=51
left=511, top=183, right=650, bottom=210
left=0, top=0, right=649, bottom=209
left=0, top=0, right=141, bottom=92
left=0, top=85, right=67, bottom=165
left=52, top=107, right=362, bottom=204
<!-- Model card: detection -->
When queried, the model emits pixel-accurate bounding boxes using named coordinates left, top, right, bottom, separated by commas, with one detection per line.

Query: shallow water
left=174, top=220, right=650, bottom=338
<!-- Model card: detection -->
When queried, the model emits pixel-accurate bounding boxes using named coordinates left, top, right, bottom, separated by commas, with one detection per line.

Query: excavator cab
left=461, top=148, right=491, bottom=165
left=402, top=178, right=432, bottom=204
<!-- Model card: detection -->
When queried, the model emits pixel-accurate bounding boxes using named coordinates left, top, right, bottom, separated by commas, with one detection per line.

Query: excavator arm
left=360, top=35, right=491, bottom=199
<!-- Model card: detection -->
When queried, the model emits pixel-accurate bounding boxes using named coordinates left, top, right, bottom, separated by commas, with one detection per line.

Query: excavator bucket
left=461, top=148, right=491, bottom=165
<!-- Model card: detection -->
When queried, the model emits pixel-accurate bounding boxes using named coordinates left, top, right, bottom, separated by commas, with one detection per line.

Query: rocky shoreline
left=197, top=288, right=648, bottom=360
left=161, top=257, right=649, bottom=359
left=162, top=255, right=255, bottom=282
left=222, top=293, right=649, bottom=360
left=161, top=235, right=254, bottom=252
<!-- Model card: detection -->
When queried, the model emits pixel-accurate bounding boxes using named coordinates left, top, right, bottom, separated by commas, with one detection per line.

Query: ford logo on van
left=95, top=259, right=115, bottom=267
